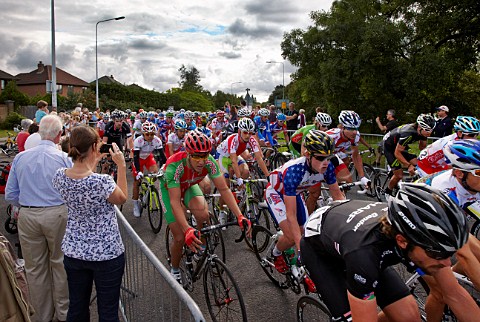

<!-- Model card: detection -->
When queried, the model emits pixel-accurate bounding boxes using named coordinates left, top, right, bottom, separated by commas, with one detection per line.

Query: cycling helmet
left=237, top=108, right=250, bottom=118
left=184, top=110, right=194, bottom=118
left=200, top=112, right=207, bottom=118
left=177, top=113, right=185, bottom=119
left=99, top=112, right=104, bottom=117
left=315, top=112, right=333, bottom=127
left=225, top=121, right=239, bottom=135
left=443, top=139, right=480, bottom=171
left=388, top=183, right=468, bottom=256
left=138, top=111, right=148, bottom=119
left=180, top=108, right=185, bottom=113
left=174, top=120, right=188, bottom=130
left=258, top=108, right=270, bottom=117
left=238, top=117, right=256, bottom=133
left=197, top=126, right=211, bottom=137
left=276, top=113, right=286, bottom=121
left=303, top=130, right=334, bottom=156
left=125, top=109, right=131, bottom=114
left=142, top=121, right=156, bottom=133
left=103, top=114, right=110, bottom=121
left=339, top=110, right=361, bottom=129
left=111, top=110, right=123, bottom=120
left=147, top=111, right=155, bottom=118
left=158, top=112, right=165, bottom=118
left=166, top=111, right=174, bottom=118
left=216, top=110, right=225, bottom=117
left=184, top=131, right=212, bottom=154
left=454, top=116, right=480, bottom=135
left=416, top=114, right=436, bottom=131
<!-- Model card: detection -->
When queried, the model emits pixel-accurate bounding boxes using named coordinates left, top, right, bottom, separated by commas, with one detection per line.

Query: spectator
left=5, top=115, right=71, bottom=322
left=268, top=104, right=277, bottom=123
left=53, top=126, right=127, bottom=322
left=16, top=118, right=33, bottom=152
left=374, top=109, right=399, bottom=165
left=24, top=123, right=41, bottom=150
left=229, top=105, right=238, bottom=122
left=35, top=100, right=49, bottom=124
left=285, top=102, right=299, bottom=132
left=298, top=109, right=306, bottom=128
left=433, top=105, right=453, bottom=138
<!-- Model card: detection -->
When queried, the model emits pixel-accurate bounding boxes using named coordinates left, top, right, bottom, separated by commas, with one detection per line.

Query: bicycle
left=138, top=170, right=164, bottom=233
left=4, top=204, right=19, bottom=234
left=166, top=218, right=248, bottom=322
left=373, top=168, right=420, bottom=202
left=296, top=294, right=332, bottom=322
left=345, top=149, right=378, bottom=198
left=261, top=145, right=292, bottom=171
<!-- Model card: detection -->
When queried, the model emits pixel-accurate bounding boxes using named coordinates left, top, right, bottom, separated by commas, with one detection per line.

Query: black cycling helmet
left=388, top=183, right=468, bottom=258
left=303, top=130, right=334, bottom=156
left=416, top=114, right=436, bottom=131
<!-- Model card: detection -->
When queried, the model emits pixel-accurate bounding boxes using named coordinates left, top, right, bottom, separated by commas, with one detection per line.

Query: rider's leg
left=168, top=221, right=185, bottom=270
left=388, top=169, right=403, bottom=191
left=198, top=177, right=212, bottom=195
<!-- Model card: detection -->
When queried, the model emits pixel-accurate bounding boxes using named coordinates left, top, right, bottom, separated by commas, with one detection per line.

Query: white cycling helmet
left=142, top=121, right=156, bottom=133
left=416, top=114, right=436, bottom=131
left=238, top=108, right=250, bottom=118
left=339, top=110, right=361, bottom=129
left=258, top=108, right=270, bottom=117
left=238, top=117, right=256, bottom=133
left=315, top=112, right=332, bottom=127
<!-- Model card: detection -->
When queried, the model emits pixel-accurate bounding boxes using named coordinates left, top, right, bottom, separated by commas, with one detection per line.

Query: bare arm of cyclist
left=454, top=235, right=480, bottom=290
left=351, top=146, right=365, bottom=178
left=167, top=142, right=173, bottom=156
left=285, top=195, right=302, bottom=252
left=394, top=144, right=411, bottom=168
left=347, top=291, right=378, bottom=322
left=253, top=150, right=270, bottom=177
left=328, top=181, right=345, bottom=201
left=229, top=152, right=242, bottom=180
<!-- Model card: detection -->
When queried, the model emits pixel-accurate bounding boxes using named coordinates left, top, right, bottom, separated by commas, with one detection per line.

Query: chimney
left=37, top=61, right=44, bottom=73
left=110, top=75, right=114, bottom=79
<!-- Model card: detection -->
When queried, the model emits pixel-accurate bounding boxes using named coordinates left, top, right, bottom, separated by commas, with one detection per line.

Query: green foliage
left=178, top=65, right=203, bottom=92
left=1, top=112, right=26, bottom=130
left=281, top=0, right=480, bottom=123
left=0, top=81, right=30, bottom=109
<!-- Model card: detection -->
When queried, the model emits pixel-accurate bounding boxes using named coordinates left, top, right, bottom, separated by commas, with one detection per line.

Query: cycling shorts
left=329, top=155, right=348, bottom=174
left=265, top=186, right=308, bottom=226
left=160, top=182, right=203, bottom=224
left=384, top=147, right=417, bottom=171
left=139, top=154, right=157, bottom=171
left=300, top=237, right=410, bottom=319
left=218, top=155, right=246, bottom=178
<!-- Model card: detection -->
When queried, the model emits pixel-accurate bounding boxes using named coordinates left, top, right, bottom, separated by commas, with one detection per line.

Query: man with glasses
left=301, top=183, right=478, bottom=322
left=131, top=121, right=166, bottom=217
left=417, top=116, right=480, bottom=177
left=265, top=130, right=344, bottom=277
left=160, top=131, right=251, bottom=284
left=381, top=114, right=435, bottom=196
left=432, top=105, right=453, bottom=138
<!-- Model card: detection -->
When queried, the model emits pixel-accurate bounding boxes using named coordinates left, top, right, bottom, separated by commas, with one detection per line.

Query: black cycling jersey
left=382, top=123, right=427, bottom=151
left=104, top=121, right=131, bottom=151
left=302, top=200, right=410, bottom=318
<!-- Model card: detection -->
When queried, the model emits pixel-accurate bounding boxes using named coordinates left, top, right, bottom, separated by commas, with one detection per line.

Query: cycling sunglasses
left=190, top=153, right=209, bottom=160
left=467, top=169, right=480, bottom=177
left=312, top=154, right=334, bottom=162
left=424, top=248, right=454, bottom=260
left=241, top=130, right=255, bottom=135
left=144, top=133, right=155, bottom=137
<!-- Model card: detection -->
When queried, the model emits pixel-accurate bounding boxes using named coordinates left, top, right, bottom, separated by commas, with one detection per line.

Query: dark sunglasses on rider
left=424, top=248, right=455, bottom=260
left=190, top=153, right=209, bottom=160
left=144, top=133, right=155, bottom=137
left=312, top=154, right=334, bottom=162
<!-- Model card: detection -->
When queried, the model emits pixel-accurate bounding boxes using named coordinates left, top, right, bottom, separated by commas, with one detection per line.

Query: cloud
left=244, top=0, right=302, bottom=23
left=218, top=51, right=241, bottom=59
left=227, top=19, right=279, bottom=38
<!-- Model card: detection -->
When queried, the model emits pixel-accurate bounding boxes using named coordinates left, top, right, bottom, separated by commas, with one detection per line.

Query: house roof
left=0, top=70, right=17, bottom=80
left=15, top=62, right=89, bottom=87
left=90, top=75, right=122, bottom=85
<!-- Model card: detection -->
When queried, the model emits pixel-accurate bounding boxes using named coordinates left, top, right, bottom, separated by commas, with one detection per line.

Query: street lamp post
left=96, top=16, right=125, bottom=109
left=230, top=81, right=242, bottom=96
left=266, top=60, right=285, bottom=101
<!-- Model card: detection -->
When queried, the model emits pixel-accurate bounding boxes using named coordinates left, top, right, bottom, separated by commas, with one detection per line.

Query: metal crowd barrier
left=115, top=206, right=206, bottom=322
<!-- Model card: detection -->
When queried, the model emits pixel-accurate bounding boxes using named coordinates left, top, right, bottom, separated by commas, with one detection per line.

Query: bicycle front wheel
left=203, top=257, right=248, bottom=322
left=147, top=188, right=163, bottom=234
left=297, top=295, right=331, bottom=322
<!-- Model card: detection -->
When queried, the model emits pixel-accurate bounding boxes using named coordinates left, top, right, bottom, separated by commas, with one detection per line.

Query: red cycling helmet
left=184, top=131, right=212, bottom=154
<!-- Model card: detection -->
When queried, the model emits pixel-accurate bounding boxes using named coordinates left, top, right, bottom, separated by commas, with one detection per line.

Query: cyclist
left=158, top=111, right=175, bottom=143
left=129, top=122, right=164, bottom=217
left=270, top=113, right=290, bottom=145
left=254, top=108, right=275, bottom=147
left=209, top=111, right=229, bottom=146
left=160, top=131, right=251, bottom=283
left=166, top=120, right=187, bottom=158
left=133, top=111, right=148, bottom=139
left=266, top=130, right=344, bottom=274
left=103, top=110, right=132, bottom=152
left=381, top=114, right=435, bottom=195
left=289, top=112, right=332, bottom=158
left=96, top=113, right=108, bottom=139
left=184, top=111, right=197, bottom=131
left=301, top=183, right=477, bottom=322
left=417, top=116, right=480, bottom=177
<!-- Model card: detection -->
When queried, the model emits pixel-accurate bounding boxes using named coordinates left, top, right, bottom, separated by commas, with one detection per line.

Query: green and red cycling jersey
left=162, top=151, right=221, bottom=195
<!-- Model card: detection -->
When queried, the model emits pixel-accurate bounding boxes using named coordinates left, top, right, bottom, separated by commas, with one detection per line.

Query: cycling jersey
left=270, top=121, right=288, bottom=139
left=417, top=133, right=456, bottom=176
left=96, top=120, right=107, bottom=138
left=326, top=128, right=360, bottom=155
left=209, top=118, right=229, bottom=137
left=289, top=125, right=315, bottom=157
left=383, top=124, right=427, bottom=150
left=158, top=120, right=174, bottom=142
left=166, top=133, right=185, bottom=157
left=186, top=120, right=197, bottom=131
left=132, top=119, right=143, bottom=137
left=133, top=135, right=163, bottom=159
left=254, top=117, right=274, bottom=146
left=302, top=200, right=409, bottom=318
left=103, top=121, right=131, bottom=151
left=418, top=170, right=480, bottom=222
left=269, top=157, right=336, bottom=196
left=216, top=133, right=260, bottom=158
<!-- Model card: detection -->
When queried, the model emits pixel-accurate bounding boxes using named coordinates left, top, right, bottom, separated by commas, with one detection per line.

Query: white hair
left=39, top=115, right=63, bottom=141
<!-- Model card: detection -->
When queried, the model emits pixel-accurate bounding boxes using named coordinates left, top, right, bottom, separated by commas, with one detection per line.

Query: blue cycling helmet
left=147, top=111, right=155, bottom=118
left=158, top=112, right=165, bottom=118
left=277, top=113, right=286, bottom=121
left=454, top=116, right=480, bottom=135
left=177, top=113, right=185, bottom=119
left=197, top=126, right=211, bottom=137
left=443, top=139, right=480, bottom=170
left=174, top=120, right=188, bottom=130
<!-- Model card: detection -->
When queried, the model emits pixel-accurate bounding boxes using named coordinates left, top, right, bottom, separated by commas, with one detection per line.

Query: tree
left=0, top=81, right=30, bottom=109
left=178, top=65, right=203, bottom=92
left=281, top=0, right=480, bottom=124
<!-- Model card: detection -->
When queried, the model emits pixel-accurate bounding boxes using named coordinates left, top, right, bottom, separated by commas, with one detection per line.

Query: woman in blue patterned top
left=53, top=125, right=127, bottom=322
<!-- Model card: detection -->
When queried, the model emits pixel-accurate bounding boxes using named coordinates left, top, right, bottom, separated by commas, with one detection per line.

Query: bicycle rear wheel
left=273, top=153, right=289, bottom=170
left=203, top=257, right=248, bottom=322
left=147, top=188, right=163, bottom=234
left=252, top=225, right=289, bottom=289
left=242, top=199, right=272, bottom=250
left=297, top=295, right=331, bottom=322
left=373, top=171, right=390, bottom=202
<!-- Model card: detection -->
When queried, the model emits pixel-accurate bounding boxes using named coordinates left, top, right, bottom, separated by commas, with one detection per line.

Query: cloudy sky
left=0, top=0, right=333, bottom=102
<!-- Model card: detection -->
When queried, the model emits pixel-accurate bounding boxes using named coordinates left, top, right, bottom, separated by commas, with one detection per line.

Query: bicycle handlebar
left=200, top=221, right=245, bottom=243
left=338, top=181, right=368, bottom=194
